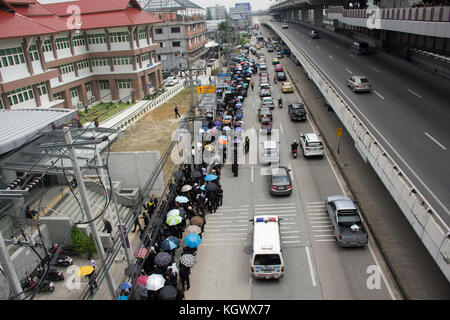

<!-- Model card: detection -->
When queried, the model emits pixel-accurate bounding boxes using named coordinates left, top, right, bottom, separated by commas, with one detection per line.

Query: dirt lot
left=110, top=88, right=196, bottom=186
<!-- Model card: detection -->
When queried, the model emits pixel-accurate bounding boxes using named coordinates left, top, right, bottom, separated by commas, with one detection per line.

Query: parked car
left=309, top=30, right=319, bottom=39
left=269, top=166, right=292, bottom=196
left=350, top=41, right=370, bottom=55
left=276, top=72, right=287, bottom=81
left=288, top=103, right=306, bottom=121
left=261, top=96, right=274, bottom=110
left=325, top=195, right=368, bottom=247
left=258, top=107, right=273, bottom=121
left=299, top=132, right=324, bottom=158
left=164, top=76, right=179, bottom=86
left=281, top=82, right=294, bottom=93
left=347, top=75, right=372, bottom=92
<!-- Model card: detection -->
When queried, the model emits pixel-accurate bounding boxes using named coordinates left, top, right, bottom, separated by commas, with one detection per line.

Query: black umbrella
left=174, top=170, right=184, bottom=182
left=158, top=285, right=178, bottom=300
left=205, top=182, right=219, bottom=192
left=191, top=170, right=202, bottom=178
left=154, top=252, right=172, bottom=267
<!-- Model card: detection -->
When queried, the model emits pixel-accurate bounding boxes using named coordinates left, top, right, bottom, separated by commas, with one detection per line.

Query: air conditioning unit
left=90, top=96, right=96, bottom=103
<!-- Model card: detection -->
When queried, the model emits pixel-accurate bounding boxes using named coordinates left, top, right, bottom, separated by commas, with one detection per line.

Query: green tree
left=86, top=233, right=97, bottom=259
left=71, top=226, right=88, bottom=256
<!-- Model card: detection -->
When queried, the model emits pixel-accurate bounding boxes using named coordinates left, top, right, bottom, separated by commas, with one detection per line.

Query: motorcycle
left=278, top=99, right=283, bottom=108
left=292, top=148, right=298, bottom=159
left=36, top=266, right=64, bottom=282
left=46, top=253, right=73, bottom=267
left=22, top=273, right=55, bottom=292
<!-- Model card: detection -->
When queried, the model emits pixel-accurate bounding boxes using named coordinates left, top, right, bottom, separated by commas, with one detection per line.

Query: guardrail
left=263, top=21, right=450, bottom=282
left=100, top=81, right=187, bottom=131
left=328, top=5, right=450, bottom=22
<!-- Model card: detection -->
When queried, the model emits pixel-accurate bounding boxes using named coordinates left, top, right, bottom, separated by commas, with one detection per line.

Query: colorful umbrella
left=146, top=273, right=165, bottom=290
left=218, top=136, right=228, bottom=145
left=204, top=144, right=214, bottom=152
left=136, top=275, right=148, bottom=286
left=167, top=209, right=180, bottom=217
left=181, top=184, right=192, bottom=192
left=77, top=265, right=94, bottom=276
left=166, top=215, right=182, bottom=226
left=133, top=248, right=148, bottom=259
left=118, top=281, right=132, bottom=290
left=214, top=121, right=222, bottom=126
left=117, top=295, right=128, bottom=300
left=161, top=236, right=180, bottom=250
left=204, top=174, right=218, bottom=181
left=185, top=233, right=202, bottom=248
left=185, top=225, right=201, bottom=235
left=180, top=254, right=197, bottom=267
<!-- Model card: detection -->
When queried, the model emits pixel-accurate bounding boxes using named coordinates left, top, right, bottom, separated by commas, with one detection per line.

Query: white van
left=259, top=140, right=279, bottom=164
left=250, top=215, right=285, bottom=279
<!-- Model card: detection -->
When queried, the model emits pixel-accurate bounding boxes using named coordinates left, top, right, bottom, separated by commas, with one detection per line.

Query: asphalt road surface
left=186, top=35, right=394, bottom=300
left=265, top=19, right=450, bottom=227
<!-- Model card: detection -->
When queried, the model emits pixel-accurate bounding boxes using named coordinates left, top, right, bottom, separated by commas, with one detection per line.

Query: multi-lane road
left=186, top=35, right=396, bottom=300
left=265, top=19, right=450, bottom=226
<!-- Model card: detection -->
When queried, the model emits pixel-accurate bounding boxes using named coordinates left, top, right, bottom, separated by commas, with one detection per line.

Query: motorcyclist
left=291, top=140, right=299, bottom=154
left=250, top=81, right=254, bottom=90
left=278, top=96, right=283, bottom=108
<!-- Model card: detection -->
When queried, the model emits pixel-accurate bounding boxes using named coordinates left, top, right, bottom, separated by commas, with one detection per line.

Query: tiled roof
left=0, top=0, right=160, bottom=39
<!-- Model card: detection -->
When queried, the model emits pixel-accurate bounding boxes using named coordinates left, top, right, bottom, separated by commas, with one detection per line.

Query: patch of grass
left=78, top=101, right=131, bottom=124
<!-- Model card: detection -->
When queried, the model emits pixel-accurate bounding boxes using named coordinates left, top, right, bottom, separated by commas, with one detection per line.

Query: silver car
left=347, top=75, right=372, bottom=92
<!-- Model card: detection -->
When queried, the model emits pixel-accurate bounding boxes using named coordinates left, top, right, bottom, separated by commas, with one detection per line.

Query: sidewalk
left=281, top=54, right=450, bottom=299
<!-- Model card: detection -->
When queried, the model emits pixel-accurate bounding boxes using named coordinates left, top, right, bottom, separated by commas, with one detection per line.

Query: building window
left=28, top=45, right=40, bottom=62
left=0, top=99, right=4, bottom=109
left=0, top=47, right=25, bottom=68
left=72, top=34, right=85, bottom=47
left=42, top=40, right=53, bottom=52
left=70, top=87, right=78, bottom=98
left=141, top=53, right=150, bottom=62
left=7, top=86, right=34, bottom=106
left=138, top=29, right=147, bottom=40
left=87, top=33, right=106, bottom=45
left=55, top=37, right=70, bottom=50
left=172, top=41, right=181, bottom=47
left=37, top=82, right=47, bottom=96
left=109, top=32, right=129, bottom=43
left=85, top=81, right=91, bottom=92
left=60, top=63, right=74, bottom=74
left=118, top=79, right=132, bottom=89
left=112, top=56, right=132, bottom=65
left=91, top=57, right=110, bottom=67
left=98, top=80, right=110, bottom=90
left=155, top=28, right=163, bottom=34
left=76, top=59, right=89, bottom=70
left=171, top=27, right=181, bottom=33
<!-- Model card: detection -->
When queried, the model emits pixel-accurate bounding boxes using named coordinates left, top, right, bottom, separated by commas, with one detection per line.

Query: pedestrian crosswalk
left=200, top=202, right=304, bottom=247
left=305, top=201, right=335, bottom=243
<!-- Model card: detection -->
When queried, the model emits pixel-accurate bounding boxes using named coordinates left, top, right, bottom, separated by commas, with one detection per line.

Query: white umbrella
left=166, top=215, right=182, bottom=226
left=167, top=209, right=180, bottom=217
left=175, top=196, right=189, bottom=204
left=223, top=126, right=231, bottom=131
left=146, top=274, right=165, bottom=291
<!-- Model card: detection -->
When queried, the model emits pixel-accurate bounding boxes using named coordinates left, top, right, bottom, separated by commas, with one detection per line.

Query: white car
left=164, top=77, right=179, bottom=86
left=282, top=23, right=288, bottom=29
left=299, top=132, right=324, bottom=158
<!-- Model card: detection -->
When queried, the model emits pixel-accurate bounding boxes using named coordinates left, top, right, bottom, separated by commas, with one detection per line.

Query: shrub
left=71, top=226, right=87, bottom=256
left=86, top=233, right=97, bottom=259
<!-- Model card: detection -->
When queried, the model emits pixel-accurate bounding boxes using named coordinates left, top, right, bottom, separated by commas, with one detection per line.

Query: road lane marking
left=373, top=90, right=385, bottom=100
left=424, top=132, right=447, bottom=150
left=371, top=67, right=381, bottom=73
left=305, top=247, right=317, bottom=287
left=345, top=68, right=352, bottom=74
left=408, top=88, right=422, bottom=98
left=251, top=166, right=254, bottom=183
left=328, top=55, right=334, bottom=59
left=316, top=46, right=320, bottom=50
left=350, top=54, right=356, bottom=58
left=254, top=203, right=296, bottom=207
left=280, top=124, right=283, bottom=134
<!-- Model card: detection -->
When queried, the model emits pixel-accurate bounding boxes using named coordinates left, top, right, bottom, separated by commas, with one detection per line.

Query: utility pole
left=64, top=128, right=116, bottom=299
left=0, top=231, right=24, bottom=300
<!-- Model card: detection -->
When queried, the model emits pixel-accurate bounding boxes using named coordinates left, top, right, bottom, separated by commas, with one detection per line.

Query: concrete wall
left=264, top=20, right=450, bottom=282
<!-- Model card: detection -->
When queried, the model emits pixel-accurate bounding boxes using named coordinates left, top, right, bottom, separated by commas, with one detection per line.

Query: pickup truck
left=325, top=195, right=368, bottom=247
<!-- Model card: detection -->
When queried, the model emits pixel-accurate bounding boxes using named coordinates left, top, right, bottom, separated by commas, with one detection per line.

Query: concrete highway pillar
left=313, top=6, right=324, bottom=27
left=301, top=9, right=308, bottom=22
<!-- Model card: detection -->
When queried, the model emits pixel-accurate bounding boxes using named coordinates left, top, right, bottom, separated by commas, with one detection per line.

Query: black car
left=269, top=166, right=292, bottom=196
left=350, top=41, right=370, bottom=55
left=288, top=103, right=306, bottom=121
left=277, top=72, right=286, bottom=81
